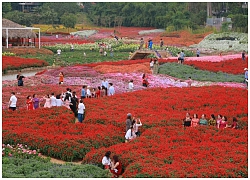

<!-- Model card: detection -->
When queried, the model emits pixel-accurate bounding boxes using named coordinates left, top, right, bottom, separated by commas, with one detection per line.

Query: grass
left=20, top=50, right=130, bottom=66
left=158, top=62, right=244, bottom=83
left=2, top=156, right=111, bottom=178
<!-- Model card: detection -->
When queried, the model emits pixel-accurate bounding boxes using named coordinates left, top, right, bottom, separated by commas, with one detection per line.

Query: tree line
left=2, top=2, right=248, bottom=32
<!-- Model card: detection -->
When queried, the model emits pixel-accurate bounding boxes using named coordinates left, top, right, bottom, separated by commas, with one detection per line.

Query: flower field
left=2, top=56, right=49, bottom=72
left=2, top=86, right=248, bottom=177
left=2, top=28, right=248, bottom=177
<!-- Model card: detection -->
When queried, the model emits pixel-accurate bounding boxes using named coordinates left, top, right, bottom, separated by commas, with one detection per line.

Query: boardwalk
left=129, top=49, right=171, bottom=60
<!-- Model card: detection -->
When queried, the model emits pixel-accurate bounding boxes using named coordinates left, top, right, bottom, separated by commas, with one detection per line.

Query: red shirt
left=219, top=121, right=227, bottom=128
left=26, top=99, right=33, bottom=110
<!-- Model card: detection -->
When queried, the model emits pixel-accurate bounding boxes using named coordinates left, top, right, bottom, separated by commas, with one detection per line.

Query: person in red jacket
left=110, top=155, right=122, bottom=178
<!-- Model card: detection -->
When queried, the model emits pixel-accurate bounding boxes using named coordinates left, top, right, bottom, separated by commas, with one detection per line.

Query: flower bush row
left=3, top=86, right=248, bottom=177
left=2, top=56, right=49, bottom=72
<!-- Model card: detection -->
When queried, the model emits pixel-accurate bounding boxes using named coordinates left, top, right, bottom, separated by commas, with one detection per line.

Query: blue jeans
left=78, top=113, right=83, bottom=123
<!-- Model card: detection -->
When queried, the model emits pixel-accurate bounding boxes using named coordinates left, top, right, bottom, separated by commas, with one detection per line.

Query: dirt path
left=40, top=154, right=82, bottom=165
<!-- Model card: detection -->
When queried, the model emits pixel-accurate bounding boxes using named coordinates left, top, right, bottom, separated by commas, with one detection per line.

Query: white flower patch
left=190, top=32, right=248, bottom=52
left=70, top=30, right=98, bottom=37
left=138, top=29, right=165, bottom=35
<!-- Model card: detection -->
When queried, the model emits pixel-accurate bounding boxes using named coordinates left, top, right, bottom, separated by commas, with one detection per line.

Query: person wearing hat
left=126, top=113, right=132, bottom=132
left=244, top=68, right=248, bottom=88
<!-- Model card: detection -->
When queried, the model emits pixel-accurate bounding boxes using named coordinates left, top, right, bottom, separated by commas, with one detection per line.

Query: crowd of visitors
left=183, top=113, right=240, bottom=129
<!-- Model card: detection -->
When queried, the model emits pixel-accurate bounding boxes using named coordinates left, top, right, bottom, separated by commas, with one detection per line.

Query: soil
left=40, top=154, right=82, bottom=165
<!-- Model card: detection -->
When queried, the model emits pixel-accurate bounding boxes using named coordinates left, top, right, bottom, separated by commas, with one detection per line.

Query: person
left=102, top=151, right=111, bottom=169
left=125, top=126, right=136, bottom=142
left=70, top=44, right=74, bottom=52
left=142, top=73, right=149, bottom=87
left=216, top=114, right=222, bottom=129
left=139, top=38, right=144, bottom=50
left=180, top=50, right=185, bottom=64
left=55, top=94, right=63, bottom=107
left=32, top=94, right=40, bottom=109
left=150, top=59, right=154, bottom=71
left=196, top=48, right=200, bottom=57
left=110, top=48, right=114, bottom=57
left=231, top=117, right=239, bottom=129
left=199, top=114, right=208, bottom=126
left=128, top=80, right=134, bottom=92
left=219, top=116, right=228, bottom=129
left=153, top=58, right=159, bottom=75
left=17, top=71, right=25, bottom=86
left=160, top=39, right=164, bottom=48
left=77, top=100, right=85, bottom=123
left=104, top=51, right=107, bottom=56
left=101, top=78, right=109, bottom=95
left=148, top=39, right=153, bottom=50
left=177, top=52, right=182, bottom=64
left=57, top=49, right=61, bottom=56
left=63, top=94, right=72, bottom=109
left=43, top=94, right=51, bottom=108
left=191, top=114, right=199, bottom=127
left=183, top=112, right=191, bottom=127
left=28, top=38, right=32, bottom=46
left=126, top=113, right=133, bottom=132
left=95, top=86, right=101, bottom=98
left=208, top=114, right=216, bottom=126
left=9, top=92, right=17, bottom=111
left=244, top=68, right=248, bottom=88
left=26, top=95, right=33, bottom=110
left=83, top=52, right=86, bottom=57
left=81, top=85, right=86, bottom=99
left=110, top=155, right=122, bottom=178
left=59, top=72, right=64, bottom=85
left=91, top=88, right=96, bottom=98
left=133, top=118, right=142, bottom=137
left=242, top=50, right=246, bottom=60
left=187, top=77, right=192, bottom=87
left=86, top=86, right=92, bottom=98
left=70, top=91, right=78, bottom=117
left=50, top=93, right=57, bottom=107
left=101, top=86, right=106, bottom=97
left=108, top=83, right=115, bottom=96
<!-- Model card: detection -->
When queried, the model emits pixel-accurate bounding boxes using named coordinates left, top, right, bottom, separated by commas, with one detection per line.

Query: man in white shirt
left=57, top=49, right=61, bottom=56
left=50, top=93, right=57, bottom=107
left=108, top=83, right=115, bottom=96
left=78, top=100, right=85, bottom=123
left=9, top=92, right=17, bottom=111
left=128, top=80, right=134, bottom=92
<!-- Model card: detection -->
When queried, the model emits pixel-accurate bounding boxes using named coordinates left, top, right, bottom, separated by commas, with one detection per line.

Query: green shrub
left=158, top=63, right=244, bottom=82
left=2, top=156, right=112, bottom=178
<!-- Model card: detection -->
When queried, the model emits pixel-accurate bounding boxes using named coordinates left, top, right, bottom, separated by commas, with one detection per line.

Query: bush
left=2, top=156, right=112, bottom=178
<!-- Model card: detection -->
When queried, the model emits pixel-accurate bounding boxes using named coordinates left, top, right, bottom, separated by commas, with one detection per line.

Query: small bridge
left=129, top=50, right=171, bottom=60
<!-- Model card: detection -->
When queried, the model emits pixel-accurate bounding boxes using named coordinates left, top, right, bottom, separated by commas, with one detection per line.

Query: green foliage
left=2, top=156, right=112, bottom=178
left=20, top=50, right=129, bottom=66
left=2, top=2, right=12, bottom=14
left=61, top=13, right=77, bottom=31
left=3, top=10, right=36, bottom=26
left=158, top=62, right=244, bottom=83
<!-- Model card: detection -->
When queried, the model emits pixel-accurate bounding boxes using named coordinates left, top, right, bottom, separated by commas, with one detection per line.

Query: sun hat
left=244, top=68, right=248, bottom=71
left=127, top=113, right=132, bottom=117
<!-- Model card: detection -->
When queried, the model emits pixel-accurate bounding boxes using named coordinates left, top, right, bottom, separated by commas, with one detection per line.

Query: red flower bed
left=166, top=56, right=248, bottom=75
left=185, top=58, right=248, bottom=75
left=2, top=56, right=49, bottom=71
left=37, top=37, right=94, bottom=45
left=3, top=86, right=248, bottom=177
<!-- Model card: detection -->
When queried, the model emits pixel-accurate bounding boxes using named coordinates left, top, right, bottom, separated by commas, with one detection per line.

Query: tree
left=61, top=13, right=77, bottom=32
left=38, top=6, right=58, bottom=25
left=2, top=2, right=12, bottom=15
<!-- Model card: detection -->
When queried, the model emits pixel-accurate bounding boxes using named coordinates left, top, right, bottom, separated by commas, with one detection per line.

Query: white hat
left=244, top=68, right=248, bottom=71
